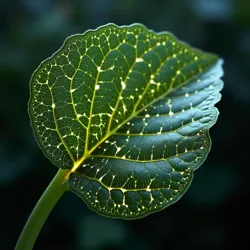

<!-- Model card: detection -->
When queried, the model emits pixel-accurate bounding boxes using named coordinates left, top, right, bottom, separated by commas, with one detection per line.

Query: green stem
left=15, top=168, right=69, bottom=250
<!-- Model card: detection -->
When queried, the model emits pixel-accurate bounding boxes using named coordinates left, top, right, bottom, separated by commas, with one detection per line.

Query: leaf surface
left=29, top=23, right=223, bottom=219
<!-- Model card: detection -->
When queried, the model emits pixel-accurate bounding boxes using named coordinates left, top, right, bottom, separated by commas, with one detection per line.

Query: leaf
left=29, top=23, right=223, bottom=219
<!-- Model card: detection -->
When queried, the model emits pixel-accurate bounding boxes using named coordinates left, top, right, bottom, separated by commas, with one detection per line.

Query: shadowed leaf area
left=29, top=23, right=223, bottom=219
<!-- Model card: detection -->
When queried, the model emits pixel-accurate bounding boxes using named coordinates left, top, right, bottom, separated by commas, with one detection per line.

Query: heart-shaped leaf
left=29, top=23, right=223, bottom=219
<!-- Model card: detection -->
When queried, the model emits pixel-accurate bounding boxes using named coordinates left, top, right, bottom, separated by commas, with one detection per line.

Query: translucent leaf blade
left=28, top=23, right=223, bottom=219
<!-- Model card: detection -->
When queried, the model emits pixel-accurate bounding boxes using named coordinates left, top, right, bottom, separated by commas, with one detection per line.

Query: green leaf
left=29, top=23, right=223, bottom=219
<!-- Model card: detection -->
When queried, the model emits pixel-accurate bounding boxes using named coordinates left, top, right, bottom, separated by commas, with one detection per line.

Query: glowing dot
left=136, top=58, right=143, bottom=62
left=177, top=70, right=181, bottom=75
left=185, top=93, right=189, bottom=97
left=121, top=81, right=126, bottom=89
left=194, top=56, right=198, bottom=61
left=145, top=114, right=150, bottom=118
left=77, top=114, right=81, bottom=118
left=70, top=89, right=76, bottom=93
left=95, top=85, right=100, bottom=90
left=52, top=103, right=55, bottom=109
left=169, top=111, right=174, bottom=116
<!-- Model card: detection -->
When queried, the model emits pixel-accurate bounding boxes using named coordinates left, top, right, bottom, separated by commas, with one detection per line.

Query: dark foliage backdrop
left=1, top=0, right=250, bottom=249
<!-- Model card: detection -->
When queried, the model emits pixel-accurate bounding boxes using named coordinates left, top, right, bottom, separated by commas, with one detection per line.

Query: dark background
left=1, top=0, right=250, bottom=249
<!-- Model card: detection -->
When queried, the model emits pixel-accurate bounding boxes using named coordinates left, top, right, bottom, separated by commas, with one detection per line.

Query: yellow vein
left=168, top=54, right=204, bottom=90
left=106, top=38, right=161, bottom=133
left=73, top=172, right=185, bottom=192
left=70, top=52, right=88, bottom=130
left=85, top=151, right=196, bottom=162
left=84, top=44, right=121, bottom=155
left=47, top=82, right=75, bottom=162
left=132, top=47, right=182, bottom=113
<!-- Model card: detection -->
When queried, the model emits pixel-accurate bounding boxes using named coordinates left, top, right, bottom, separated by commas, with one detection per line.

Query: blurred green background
left=1, top=0, right=250, bottom=249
